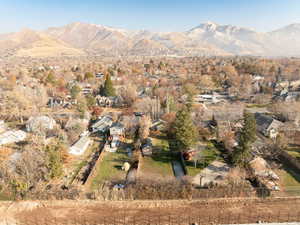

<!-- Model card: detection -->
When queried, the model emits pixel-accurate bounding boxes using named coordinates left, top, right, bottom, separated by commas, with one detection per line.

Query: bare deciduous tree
left=138, top=115, right=151, bottom=140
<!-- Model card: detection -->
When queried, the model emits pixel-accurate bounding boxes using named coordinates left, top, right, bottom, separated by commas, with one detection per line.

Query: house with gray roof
left=255, top=113, right=283, bottom=139
left=91, top=115, right=113, bottom=133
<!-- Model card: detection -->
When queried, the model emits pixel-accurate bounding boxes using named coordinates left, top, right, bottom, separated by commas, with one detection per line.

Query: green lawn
left=276, top=146, right=300, bottom=196
left=186, top=162, right=203, bottom=177
left=139, top=136, right=175, bottom=178
left=185, top=142, right=222, bottom=177
left=246, top=103, right=270, bottom=108
left=286, top=147, right=300, bottom=162
left=278, top=166, right=300, bottom=196
left=91, top=147, right=131, bottom=189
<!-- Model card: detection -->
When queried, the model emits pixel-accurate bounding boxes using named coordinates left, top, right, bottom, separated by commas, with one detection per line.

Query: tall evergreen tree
left=233, top=112, right=256, bottom=166
left=102, top=74, right=116, bottom=97
left=243, top=112, right=257, bottom=143
left=171, top=106, right=198, bottom=151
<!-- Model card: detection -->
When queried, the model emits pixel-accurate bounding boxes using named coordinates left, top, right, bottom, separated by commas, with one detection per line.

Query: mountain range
left=1, top=21, right=300, bottom=57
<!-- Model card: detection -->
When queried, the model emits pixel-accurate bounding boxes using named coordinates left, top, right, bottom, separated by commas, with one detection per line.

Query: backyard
left=278, top=146, right=300, bottom=195
left=277, top=166, right=300, bottom=196
left=185, top=141, right=222, bottom=177
left=139, top=136, right=175, bottom=179
left=286, top=146, right=300, bottom=162
left=90, top=139, right=133, bottom=189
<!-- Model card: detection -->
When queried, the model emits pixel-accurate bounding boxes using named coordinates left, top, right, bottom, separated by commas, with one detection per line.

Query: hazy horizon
left=1, top=0, right=300, bottom=34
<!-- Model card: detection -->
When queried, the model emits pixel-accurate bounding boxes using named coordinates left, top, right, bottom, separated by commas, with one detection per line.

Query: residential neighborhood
left=0, top=55, right=300, bottom=205
left=2, top=1, right=300, bottom=224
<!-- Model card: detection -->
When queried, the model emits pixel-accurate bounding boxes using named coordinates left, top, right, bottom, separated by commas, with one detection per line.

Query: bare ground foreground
left=0, top=198, right=300, bottom=225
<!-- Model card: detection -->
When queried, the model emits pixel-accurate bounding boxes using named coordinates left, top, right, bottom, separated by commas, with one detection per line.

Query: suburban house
left=255, top=113, right=283, bottom=139
left=275, top=80, right=290, bottom=91
left=69, top=136, right=92, bottom=155
left=150, top=119, right=166, bottom=131
left=47, top=97, right=65, bottom=108
left=274, top=90, right=300, bottom=102
left=137, top=87, right=152, bottom=98
left=0, top=120, right=6, bottom=133
left=110, top=135, right=120, bottom=151
left=47, top=96, right=77, bottom=108
left=0, top=130, right=27, bottom=145
left=109, top=123, right=125, bottom=137
left=106, top=123, right=125, bottom=152
left=82, top=84, right=93, bottom=95
left=26, top=116, right=56, bottom=134
left=110, top=76, right=121, bottom=81
left=104, top=139, right=119, bottom=153
left=96, top=95, right=124, bottom=108
left=193, top=92, right=229, bottom=104
left=90, top=115, right=113, bottom=133
left=290, top=79, right=300, bottom=90
left=95, top=73, right=104, bottom=79
left=252, top=74, right=264, bottom=82
left=274, top=79, right=300, bottom=91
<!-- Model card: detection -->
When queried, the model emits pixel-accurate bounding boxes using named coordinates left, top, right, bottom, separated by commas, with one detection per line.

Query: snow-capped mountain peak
left=2, top=21, right=300, bottom=57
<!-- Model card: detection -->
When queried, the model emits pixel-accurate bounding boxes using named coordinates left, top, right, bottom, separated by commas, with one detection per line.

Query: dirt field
left=1, top=198, right=300, bottom=225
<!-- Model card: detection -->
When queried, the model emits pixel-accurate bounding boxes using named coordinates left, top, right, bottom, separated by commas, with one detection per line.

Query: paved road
left=126, top=168, right=137, bottom=184
left=172, top=160, right=185, bottom=178
left=192, top=160, right=230, bottom=186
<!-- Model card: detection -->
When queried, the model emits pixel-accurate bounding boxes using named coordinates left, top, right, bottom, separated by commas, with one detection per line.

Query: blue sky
left=1, top=0, right=300, bottom=33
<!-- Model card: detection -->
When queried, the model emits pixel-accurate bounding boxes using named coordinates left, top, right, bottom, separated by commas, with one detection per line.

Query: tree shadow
left=16, top=141, right=28, bottom=147
left=112, top=156, right=129, bottom=163
left=287, top=148, right=300, bottom=153
left=282, top=165, right=300, bottom=183
left=114, top=165, right=123, bottom=170
left=151, top=134, right=169, bottom=141
left=150, top=147, right=177, bottom=166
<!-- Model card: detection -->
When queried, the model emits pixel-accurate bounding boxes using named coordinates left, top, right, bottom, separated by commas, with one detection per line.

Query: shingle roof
left=255, top=113, right=274, bottom=132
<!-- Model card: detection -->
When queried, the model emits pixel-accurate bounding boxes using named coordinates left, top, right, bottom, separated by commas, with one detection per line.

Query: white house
left=0, top=130, right=27, bottom=145
left=26, top=116, right=56, bottom=134
left=96, top=73, right=104, bottom=79
left=69, top=136, right=92, bottom=156
left=255, top=113, right=283, bottom=139
left=110, top=135, right=120, bottom=149
left=109, top=123, right=125, bottom=136
left=0, top=120, right=6, bottom=134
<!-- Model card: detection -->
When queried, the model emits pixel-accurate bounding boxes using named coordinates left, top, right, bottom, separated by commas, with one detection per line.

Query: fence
left=84, top=142, right=106, bottom=187
left=12, top=209, right=300, bottom=225
left=89, top=184, right=300, bottom=201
